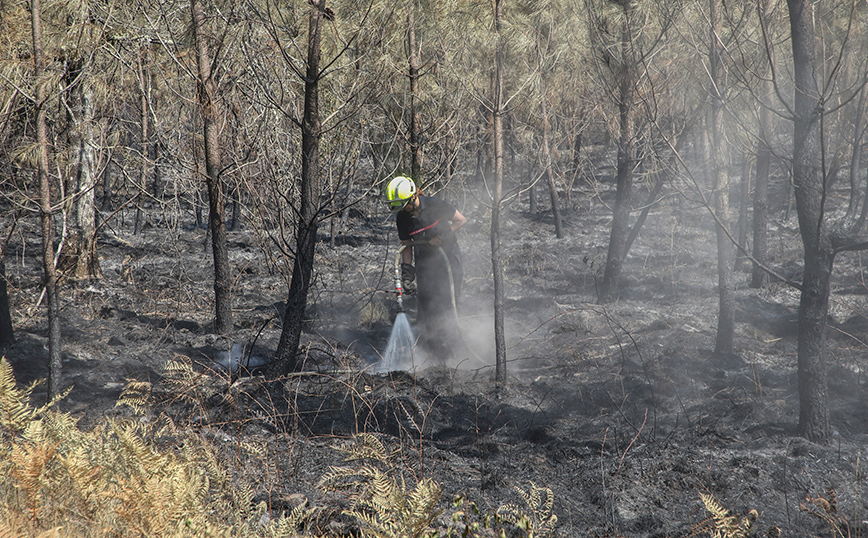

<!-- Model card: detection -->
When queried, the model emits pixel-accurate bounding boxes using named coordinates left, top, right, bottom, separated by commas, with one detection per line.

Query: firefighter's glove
left=428, top=235, right=442, bottom=247
left=401, top=263, right=416, bottom=284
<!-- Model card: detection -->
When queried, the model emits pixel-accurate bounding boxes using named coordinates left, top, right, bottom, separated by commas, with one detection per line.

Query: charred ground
left=3, top=167, right=868, bottom=537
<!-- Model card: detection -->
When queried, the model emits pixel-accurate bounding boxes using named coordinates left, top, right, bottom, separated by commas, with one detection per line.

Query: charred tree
left=710, top=0, right=735, bottom=357
left=787, top=0, right=830, bottom=443
left=65, top=56, right=101, bottom=280
left=492, top=0, right=507, bottom=391
left=191, top=0, right=233, bottom=333
left=538, top=37, right=562, bottom=239
left=0, top=247, right=13, bottom=347
left=31, top=0, right=63, bottom=399
left=134, top=46, right=149, bottom=236
left=408, top=6, right=423, bottom=184
left=750, top=81, right=772, bottom=289
left=272, top=0, right=325, bottom=376
left=599, top=0, right=636, bottom=304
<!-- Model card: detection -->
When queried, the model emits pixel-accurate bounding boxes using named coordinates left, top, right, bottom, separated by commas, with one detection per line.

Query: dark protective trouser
left=415, top=244, right=463, bottom=360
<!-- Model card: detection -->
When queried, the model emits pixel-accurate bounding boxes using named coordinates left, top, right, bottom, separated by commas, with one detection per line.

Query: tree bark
left=0, top=248, right=14, bottom=347
left=710, top=0, right=734, bottom=357
left=272, top=0, right=325, bottom=375
left=66, top=57, right=101, bottom=280
left=31, top=0, right=63, bottom=399
left=492, top=0, right=507, bottom=392
left=751, top=80, right=772, bottom=288
left=191, top=0, right=233, bottom=333
left=408, top=6, right=423, bottom=184
left=787, top=0, right=831, bottom=444
left=538, top=53, right=563, bottom=239
left=134, top=47, right=149, bottom=236
left=599, top=1, right=636, bottom=304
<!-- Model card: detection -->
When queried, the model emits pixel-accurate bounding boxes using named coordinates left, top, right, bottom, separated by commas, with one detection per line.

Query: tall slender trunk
left=272, top=0, right=324, bottom=375
left=492, top=0, right=507, bottom=391
left=538, top=52, right=562, bottom=239
left=751, top=81, right=772, bottom=288
left=134, top=47, right=149, bottom=236
left=847, top=84, right=866, bottom=220
left=66, top=58, right=100, bottom=280
left=787, top=0, right=831, bottom=444
left=599, top=1, right=635, bottom=303
left=408, top=6, right=423, bottom=184
left=31, top=0, right=63, bottom=399
left=191, top=0, right=233, bottom=333
left=0, top=248, right=14, bottom=347
left=710, top=0, right=734, bottom=357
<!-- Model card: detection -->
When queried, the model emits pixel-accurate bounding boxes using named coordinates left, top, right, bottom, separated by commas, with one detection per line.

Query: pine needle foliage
left=319, top=433, right=443, bottom=538
left=691, top=493, right=758, bottom=538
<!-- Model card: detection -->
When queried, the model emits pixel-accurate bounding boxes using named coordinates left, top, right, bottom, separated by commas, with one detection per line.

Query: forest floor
left=3, top=162, right=868, bottom=537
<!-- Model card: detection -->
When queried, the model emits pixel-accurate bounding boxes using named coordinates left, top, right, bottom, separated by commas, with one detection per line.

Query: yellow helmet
left=386, top=176, right=417, bottom=210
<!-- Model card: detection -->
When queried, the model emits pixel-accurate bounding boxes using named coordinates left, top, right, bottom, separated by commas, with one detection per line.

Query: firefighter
left=386, top=176, right=467, bottom=360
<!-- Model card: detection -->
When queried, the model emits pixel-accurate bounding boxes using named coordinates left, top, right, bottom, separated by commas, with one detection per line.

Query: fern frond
left=115, top=379, right=153, bottom=415
left=497, top=483, right=557, bottom=537
left=335, top=432, right=390, bottom=462
left=696, top=493, right=758, bottom=538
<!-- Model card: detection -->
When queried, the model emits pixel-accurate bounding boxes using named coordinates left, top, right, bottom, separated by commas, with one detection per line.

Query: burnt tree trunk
left=599, top=0, right=636, bottom=304
left=0, top=248, right=14, bottom=347
left=408, top=7, right=423, bottom=184
left=272, top=0, right=325, bottom=375
left=191, top=0, right=233, bottom=333
left=710, top=0, right=734, bottom=357
left=134, top=47, right=149, bottom=236
left=492, top=0, right=507, bottom=391
left=538, top=51, right=563, bottom=239
left=751, top=80, right=772, bottom=288
left=788, top=0, right=831, bottom=444
left=31, top=0, right=63, bottom=399
left=65, top=57, right=101, bottom=280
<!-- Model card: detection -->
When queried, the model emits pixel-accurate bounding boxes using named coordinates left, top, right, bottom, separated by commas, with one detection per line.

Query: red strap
left=409, top=219, right=441, bottom=236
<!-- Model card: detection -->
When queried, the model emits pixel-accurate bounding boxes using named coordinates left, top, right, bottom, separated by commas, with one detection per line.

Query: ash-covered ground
left=3, top=168, right=868, bottom=537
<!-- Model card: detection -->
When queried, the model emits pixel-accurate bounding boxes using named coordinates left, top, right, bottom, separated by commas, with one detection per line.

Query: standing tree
left=272, top=0, right=328, bottom=375
left=784, top=0, right=868, bottom=443
left=0, top=237, right=14, bottom=347
left=491, top=0, right=507, bottom=391
left=597, top=0, right=638, bottom=303
left=61, top=2, right=103, bottom=281
left=709, top=0, right=734, bottom=357
left=191, top=0, right=233, bottom=334
left=30, top=0, right=63, bottom=398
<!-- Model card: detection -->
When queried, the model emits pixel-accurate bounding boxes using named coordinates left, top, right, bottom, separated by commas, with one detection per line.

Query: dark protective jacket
left=396, top=196, right=463, bottom=351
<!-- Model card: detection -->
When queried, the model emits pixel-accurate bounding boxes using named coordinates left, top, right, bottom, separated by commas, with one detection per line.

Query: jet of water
left=377, top=312, right=415, bottom=372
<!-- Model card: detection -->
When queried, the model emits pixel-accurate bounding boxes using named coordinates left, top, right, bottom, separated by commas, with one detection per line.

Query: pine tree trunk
left=539, top=61, right=562, bottom=239
left=710, top=0, right=734, bottom=357
left=66, top=58, right=101, bottom=280
left=31, top=0, right=63, bottom=399
left=492, top=0, right=507, bottom=391
left=0, top=250, right=14, bottom=347
left=408, top=7, right=423, bottom=184
left=191, top=0, right=233, bottom=333
left=599, top=1, right=635, bottom=304
left=788, top=0, right=831, bottom=444
left=272, top=0, right=324, bottom=375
